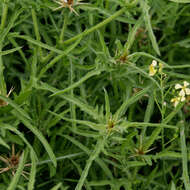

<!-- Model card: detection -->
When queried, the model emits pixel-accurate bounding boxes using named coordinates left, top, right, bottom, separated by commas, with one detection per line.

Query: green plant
left=0, top=0, right=190, bottom=189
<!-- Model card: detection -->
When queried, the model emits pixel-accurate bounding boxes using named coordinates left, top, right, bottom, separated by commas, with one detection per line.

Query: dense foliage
left=0, top=0, right=190, bottom=189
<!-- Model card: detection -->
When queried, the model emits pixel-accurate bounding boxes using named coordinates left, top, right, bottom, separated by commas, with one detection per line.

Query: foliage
left=0, top=0, right=190, bottom=189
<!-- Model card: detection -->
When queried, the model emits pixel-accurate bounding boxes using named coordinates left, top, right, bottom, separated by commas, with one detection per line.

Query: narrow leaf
left=51, top=69, right=102, bottom=96
left=75, top=137, right=105, bottom=190
left=0, top=47, right=22, bottom=56
left=179, top=121, right=190, bottom=189
left=27, top=150, right=37, bottom=190
left=169, top=0, right=190, bottom=3
left=12, top=111, right=57, bottom=167
left=38, top=82, right=100, bottom=120
left=141, top=1, right=160, bottom=55
left=63, top=135, right=113, bottom=179
left=50, top=183, right=62, bottom=190
left=114, top=86, right=151, bottom=120
left=0, top=95, right=31, bottom=120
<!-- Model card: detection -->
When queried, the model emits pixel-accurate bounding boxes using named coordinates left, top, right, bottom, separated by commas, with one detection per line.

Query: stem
left=63, top=6, right=129, bottom=44
left=144, top=102, right=184, bottom=151
left=37, top=152, right=84, bottom=165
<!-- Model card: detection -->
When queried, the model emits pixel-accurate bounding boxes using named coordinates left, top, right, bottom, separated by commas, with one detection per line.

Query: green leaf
left=169, top=0, right=190, bottom=3
left=0, top=47, right=22, bottom=56
left=141, top=1, right=160, bottom=55
left=49, top=111, right=105, bottom=131
left=38, top=37, right=82, bottom=78
left=179, top=121, right=190, bottom=189
left=75, top=137, right=105, bottom=190
left=0, top=9, right=23, bottom=44
left=50, top=183, right=62, bottom=190
left=0, top=136, right=10, bottom=149
left=124, top=16, right=143, bottom=51
left=114, top=86, right=151, bottom=120
left=171, top=181, right=176, bottom=190
left=63, top=135, right=113, bottom=179
left=0, top=95, right=31, bottom=120
left=27, top=150, right=37, bottom=190
left=9, top=34, right=63, bottom=54
left=38, top=82, right=101, bottom=121
left=12, top=111, right=57, bottom=167
left=1, top=123, right=37, bottom=160
left=51, top=69, right=103, bottom=96
left=104, top=88, right=111, bottom=122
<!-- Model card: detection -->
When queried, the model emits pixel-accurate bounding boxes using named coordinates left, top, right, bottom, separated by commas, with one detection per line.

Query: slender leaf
left=169, top=0, right=190, bottom=3
left=75, top=137, right=105, bottom=190
left=51, top=69, right=103, bottom=96
left=27, top=150, right=37, bottom=190
left=141, top=1, right=160, bottom=55
left=50, top=183, right=62, bottom=190
left=179, top=121, right=190, bottom=190
left=0, top=47, right=22, bottom=56
left=12, top=111, right=57, bottom=167
left=114, top=86, right=151, bottom=120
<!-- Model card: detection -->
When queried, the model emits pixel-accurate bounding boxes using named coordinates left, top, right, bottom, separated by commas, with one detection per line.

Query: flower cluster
left=149, top=60, right=163, bottom=76
left=171, top=81, right=190, bottom=107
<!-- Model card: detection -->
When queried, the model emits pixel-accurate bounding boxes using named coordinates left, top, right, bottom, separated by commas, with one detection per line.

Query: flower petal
left=181, top=96, right=186, bottom=102
left=184, top=81, right=189, bottom=87
left=149, top=65, right=157, bottom=76
left=179, top=89, right=185, bottom=97
left=185, top=88, right=190, bottom=95
left=152, top=60, right=157, bottom=67
left=175, top=84, right=182, bottom=89
left=174, top=100, right=179, bottom=107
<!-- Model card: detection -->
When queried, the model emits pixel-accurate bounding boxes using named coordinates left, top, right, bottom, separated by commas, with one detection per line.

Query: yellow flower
left=170, top=81, right=190, bottom=107
left=175, top=81, right=190, bottom=97
left=149, top=60, right=157, bottom=76
left=171, top=96, right=181, bottom=107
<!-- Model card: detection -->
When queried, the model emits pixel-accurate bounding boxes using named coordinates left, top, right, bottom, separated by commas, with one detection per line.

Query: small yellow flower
left=175, top=81, right=190, bottom=97
left=149, top=60, right=157, bottom=76
left=171, top=96, right=181, bottom=107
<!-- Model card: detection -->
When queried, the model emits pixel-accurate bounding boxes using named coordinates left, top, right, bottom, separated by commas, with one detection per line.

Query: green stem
left=144, top=103, right=184, bottom=151
left=37, top=153, right=84, bottom=165
left=63, top=6, right=129, bottom=44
